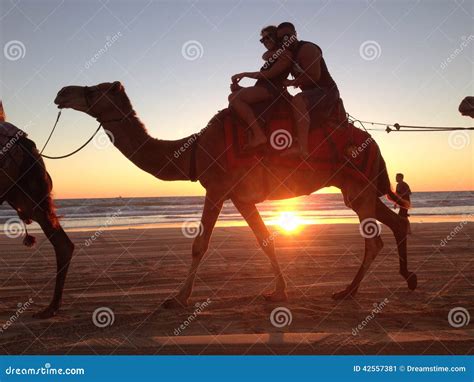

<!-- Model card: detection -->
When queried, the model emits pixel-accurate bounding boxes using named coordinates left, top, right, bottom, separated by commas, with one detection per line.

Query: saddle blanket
left=223, top=110, right=379, bottom=183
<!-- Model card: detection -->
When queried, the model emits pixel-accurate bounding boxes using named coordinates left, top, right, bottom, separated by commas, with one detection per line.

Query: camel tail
left=376, top=150, right=411, bottom=209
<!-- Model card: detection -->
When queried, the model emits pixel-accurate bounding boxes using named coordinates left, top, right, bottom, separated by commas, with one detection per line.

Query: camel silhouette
left=0, top=104, right=74, bottom=318
left=54, top=81, right=417, bottom=308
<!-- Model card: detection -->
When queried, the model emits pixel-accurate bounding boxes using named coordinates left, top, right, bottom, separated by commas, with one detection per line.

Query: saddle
left=223, top=94, right=379, bottom=183
left=0, top=122, right=28, bottom=169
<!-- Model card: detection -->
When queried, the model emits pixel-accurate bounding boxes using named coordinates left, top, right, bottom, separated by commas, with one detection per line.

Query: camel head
left=54, top=81, right=133, bottom=121
left=458, top=96, right=474, bottom=118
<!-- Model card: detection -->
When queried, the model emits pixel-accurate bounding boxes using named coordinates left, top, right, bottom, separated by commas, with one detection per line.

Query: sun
left=277, top=211, right=300, bottom=233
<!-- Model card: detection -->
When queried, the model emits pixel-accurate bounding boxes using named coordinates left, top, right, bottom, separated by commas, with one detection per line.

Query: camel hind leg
left=232, top=198, right=287, bottom=301
left=333, top=187, right=384, bottom=300
left=32, top=208, right=74, bottom=318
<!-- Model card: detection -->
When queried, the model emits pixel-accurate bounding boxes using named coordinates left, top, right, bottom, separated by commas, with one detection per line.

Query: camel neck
left=100, top=115, right=194, bottom=182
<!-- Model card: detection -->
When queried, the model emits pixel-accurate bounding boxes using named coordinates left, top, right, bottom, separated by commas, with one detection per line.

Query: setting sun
left=277, top=211, right=301, bottom=233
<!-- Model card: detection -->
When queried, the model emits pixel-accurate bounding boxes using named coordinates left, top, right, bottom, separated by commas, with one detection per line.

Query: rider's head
left=396, top=173, right=404, bottom=183
left=260, top=25, right=278, bottom=51
left=277, top=22, right=297, bottom=48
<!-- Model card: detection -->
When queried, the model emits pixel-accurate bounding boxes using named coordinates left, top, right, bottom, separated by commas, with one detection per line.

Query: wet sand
left=0, top=222, right=472, bottom=354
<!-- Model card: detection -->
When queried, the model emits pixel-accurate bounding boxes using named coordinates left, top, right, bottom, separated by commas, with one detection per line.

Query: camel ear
left=112, top=81, right=123, bottom=92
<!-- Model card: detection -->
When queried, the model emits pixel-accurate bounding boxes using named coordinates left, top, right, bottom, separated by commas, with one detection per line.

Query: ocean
left=0, top=191, right=472, bottom=232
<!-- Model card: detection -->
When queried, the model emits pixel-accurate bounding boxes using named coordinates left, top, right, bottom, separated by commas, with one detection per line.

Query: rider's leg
left=229, top=86, right=272, bottom=149
left=284, top=92, right=310, bottom=157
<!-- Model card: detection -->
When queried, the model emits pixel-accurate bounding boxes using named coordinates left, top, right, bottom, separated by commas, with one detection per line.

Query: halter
left=40, top=86, right=131, bottom=159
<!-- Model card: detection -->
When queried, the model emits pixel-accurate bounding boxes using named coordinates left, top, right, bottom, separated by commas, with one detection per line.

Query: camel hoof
left=161, top=297, right=188, bottom=309
left=263, top=290, right=288, bottom=302
left=33, top=306, right=58, bottom=319
left=332, top=287, right=358, bottom=300
left=406, top=272, right=417, bottom=290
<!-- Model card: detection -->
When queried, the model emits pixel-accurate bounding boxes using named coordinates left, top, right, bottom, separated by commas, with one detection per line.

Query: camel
left=54, top=81, right=417, bottom=308
left=0, top=103, right=74, bottom=318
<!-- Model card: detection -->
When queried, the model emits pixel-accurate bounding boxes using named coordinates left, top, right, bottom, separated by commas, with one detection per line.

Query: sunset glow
left=277, top=211, right=301, bottom=233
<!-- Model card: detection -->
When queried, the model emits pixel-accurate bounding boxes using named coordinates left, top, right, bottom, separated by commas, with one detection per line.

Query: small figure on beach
left=395, top=173, right=412, bottom=234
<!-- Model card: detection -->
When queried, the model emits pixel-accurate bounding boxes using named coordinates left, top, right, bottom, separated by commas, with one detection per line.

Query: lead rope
left=39, top=110, right=103, bottom=159
left=39, top=110, right=61, bottom=154
left=348, top=114, right=474, bottom=133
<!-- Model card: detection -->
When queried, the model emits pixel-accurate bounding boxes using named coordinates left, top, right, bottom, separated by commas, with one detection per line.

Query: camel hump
left=0, top=121, right=27, bottom=138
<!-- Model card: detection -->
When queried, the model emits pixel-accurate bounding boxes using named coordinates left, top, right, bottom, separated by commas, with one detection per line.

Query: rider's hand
left=230, top=83, right=242, bottom=92
left=231, top=73, right=246, bottom=84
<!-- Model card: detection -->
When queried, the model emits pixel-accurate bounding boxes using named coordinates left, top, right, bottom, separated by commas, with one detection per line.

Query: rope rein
left=39, top=109, right=102, bottom=160
left=348, top=114, right=474, bottom=133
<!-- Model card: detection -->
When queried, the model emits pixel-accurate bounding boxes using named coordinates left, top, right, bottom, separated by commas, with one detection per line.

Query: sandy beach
left=0, top=222, right=472, bottom=355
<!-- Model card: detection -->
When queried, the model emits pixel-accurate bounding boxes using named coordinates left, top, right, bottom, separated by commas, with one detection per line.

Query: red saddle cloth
left=223, top=99, right=379, bottom=182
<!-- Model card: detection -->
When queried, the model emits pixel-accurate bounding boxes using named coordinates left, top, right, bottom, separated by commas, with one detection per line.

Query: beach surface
left=0, top=222, right=472, bottom=355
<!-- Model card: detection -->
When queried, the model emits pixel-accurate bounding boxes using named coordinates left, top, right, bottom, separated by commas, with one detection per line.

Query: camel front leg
left=162, top=191, right=223, bottom=309
left=232, top=198, right=287, bottom=301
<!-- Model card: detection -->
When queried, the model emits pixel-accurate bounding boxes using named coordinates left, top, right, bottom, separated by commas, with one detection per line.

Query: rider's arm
left=293, top=44, right=322, bottom=88
left=246, top=51, right=292, bottom=80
